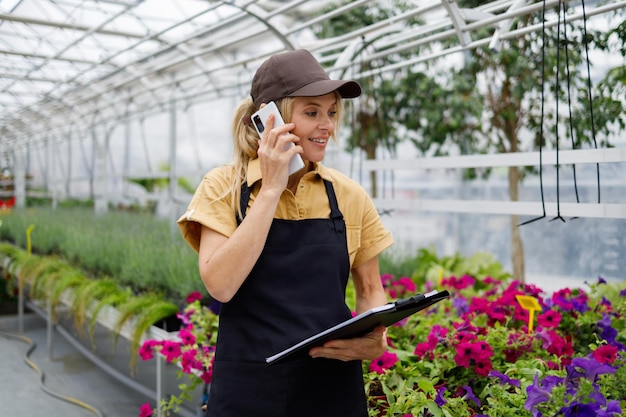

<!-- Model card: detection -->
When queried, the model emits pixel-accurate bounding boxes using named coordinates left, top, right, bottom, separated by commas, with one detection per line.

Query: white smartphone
left=251, top=101, right=305, bottom=175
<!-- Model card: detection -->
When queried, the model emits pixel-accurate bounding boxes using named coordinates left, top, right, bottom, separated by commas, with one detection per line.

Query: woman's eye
left=329, top=111, right=337, bottom=118
left=305, top=111, right=317, bottom=117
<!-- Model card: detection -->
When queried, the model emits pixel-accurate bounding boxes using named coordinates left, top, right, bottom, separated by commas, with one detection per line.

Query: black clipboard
left=265, top=289, right=450, bottom=365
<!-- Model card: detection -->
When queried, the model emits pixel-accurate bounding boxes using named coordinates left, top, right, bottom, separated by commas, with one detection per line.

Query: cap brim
left=289, top=80, right=361, bottom=99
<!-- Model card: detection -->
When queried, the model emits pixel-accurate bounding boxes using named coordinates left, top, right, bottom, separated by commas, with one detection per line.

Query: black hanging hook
left=519, top=0, right=549, bottom=226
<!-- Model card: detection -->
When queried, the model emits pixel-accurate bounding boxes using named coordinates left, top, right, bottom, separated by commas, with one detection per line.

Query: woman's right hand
left=256, top=112, right=301, bottom=193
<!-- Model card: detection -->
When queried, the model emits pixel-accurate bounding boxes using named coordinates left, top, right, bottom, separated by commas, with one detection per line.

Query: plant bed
left=138, top=258, right=626, bottom=417
left=0, top=246, right=180, bottom=367
left=26, top=297, right=203, bottom=417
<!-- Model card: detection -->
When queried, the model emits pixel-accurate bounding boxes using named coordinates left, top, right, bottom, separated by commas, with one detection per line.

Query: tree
left=316, top=1, right=626, bottom=282
left=413, top=2, right=626, bottom=281
left=314, top=0, right=424, bottom=198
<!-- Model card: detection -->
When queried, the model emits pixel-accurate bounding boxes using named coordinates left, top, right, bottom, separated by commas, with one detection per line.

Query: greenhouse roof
left=1, top=0, right=625, bottom=154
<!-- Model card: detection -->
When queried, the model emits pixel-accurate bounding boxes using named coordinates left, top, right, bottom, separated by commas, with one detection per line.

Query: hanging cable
left=580, top=0, right=601, bottom=204
left=561, top=3, right=581, bottom=220
left=519, top=0, right=548, bottom=226
left=0, top=330, right=105, bottom=417
left=551, top=0, right=566, bottom=223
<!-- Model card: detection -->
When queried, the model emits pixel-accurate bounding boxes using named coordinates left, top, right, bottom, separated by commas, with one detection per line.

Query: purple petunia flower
left=597, top=400, right=623, bottom=417
left=567, top=357, right=616, bottom=382
left=435, top=386, right=447, bottom=406
left=525, top=374, right=552, bottom=411
left=461, top=385, right=480, bottom=407
left=452, top=296, right=469, bottom=315
left=488, top=370, right=521, bottom=387
left=561, top=401, right=599, bottom=417
left=208, top=299, right=222, bottom=315
left=596, top=314, right=626, bottom=350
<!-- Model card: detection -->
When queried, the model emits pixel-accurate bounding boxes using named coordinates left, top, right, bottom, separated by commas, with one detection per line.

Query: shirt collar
left=246, top=158, right=335, bottom=186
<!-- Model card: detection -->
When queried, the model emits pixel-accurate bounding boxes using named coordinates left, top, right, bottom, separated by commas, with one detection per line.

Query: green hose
left=0, top=329, right=105, bottom=417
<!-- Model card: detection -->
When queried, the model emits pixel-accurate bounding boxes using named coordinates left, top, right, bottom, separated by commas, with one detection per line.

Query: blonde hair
left=227, top=93, right=344, bottom=219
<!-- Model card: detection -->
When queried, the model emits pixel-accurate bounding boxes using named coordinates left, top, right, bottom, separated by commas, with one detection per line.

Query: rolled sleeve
left=177, top=167, right=238, bottom=253
left=351, top=197, right=394, bottom=268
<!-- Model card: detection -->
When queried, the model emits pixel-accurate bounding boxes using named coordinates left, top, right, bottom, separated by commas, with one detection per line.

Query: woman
left=178, top=49, right=394, bottom=417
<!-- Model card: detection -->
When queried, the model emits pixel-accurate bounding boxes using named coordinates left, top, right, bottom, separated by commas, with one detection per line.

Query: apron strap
left=323, top=179, right=345, bottom=234
left=237, top=181, right=251, bottom=225
left=237, top=179, right=344, bottom=234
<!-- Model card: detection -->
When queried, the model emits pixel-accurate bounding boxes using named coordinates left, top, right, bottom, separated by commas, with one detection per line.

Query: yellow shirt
left=177, top=160, right=394, bottom=268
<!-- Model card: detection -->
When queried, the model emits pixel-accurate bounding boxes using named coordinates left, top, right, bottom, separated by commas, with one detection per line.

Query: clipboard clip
left=394, top=293, right=426, bottom=310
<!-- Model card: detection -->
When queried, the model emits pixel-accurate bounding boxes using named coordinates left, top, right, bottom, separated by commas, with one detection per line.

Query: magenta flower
left=396, top=276, right=416, bottom=292
left=442, top=274, right=475, bottom=290
left=139, top=403, right=153, bottom=417
left=454, top=339, right=494, bottom=374
left=161, top=340, right=182, bottom=363
left=200, top=368, right=213, bottom=384
left=369, top=351, right=398, bottom=374
left=414, top=325, right=448, bottom=359
left=181, top=348, right=202, bottom=373
left=413, top=341, right=433, bottom=359
left=543, top=330, right=573, bottom=359
left=138, top=340, right=159, bottom=361
left=381, top=273, right=394, bottom=287
left=474, top=358, right=492, bottom=377
left=388, top=276, right=417, bottom=298
left=453, top=342, right=477, bottom=368
left=593, top=345, right=618, bottom=364
left=537, top=310, right=561, bottom=329
left=178, top=329, right=196, bottom=346
left=177, top=309, right=193, bottom=327
left=185, top=291, right=203, bottom=304
left=483, top=276, right=501, bottom=286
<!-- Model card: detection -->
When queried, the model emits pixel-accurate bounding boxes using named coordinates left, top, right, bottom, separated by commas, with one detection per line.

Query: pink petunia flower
left=138, top=340, right=159, bottom=361
left=369, top=351, right=399, bottom=374
left=161, top=340, right=182, bottom=363
left=178, top=329, right=196, bottom=346
left=381, top=273, right=394, bottom=287
left=185, top=291, right=203, bottom=304
left=537, top=310, right=562, bottom=329
left=593, top=344, right=618, bottom=364
left=181, top=348, right=202, bottom=373
left=474, top=358, right=493, bottom=377
left=139, top=403, right=153, bottom=417
left=200, top=368, right=213, bottom=384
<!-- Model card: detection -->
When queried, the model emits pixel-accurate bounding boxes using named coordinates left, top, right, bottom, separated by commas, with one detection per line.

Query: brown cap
left=250, top=49, right=361, bottom=108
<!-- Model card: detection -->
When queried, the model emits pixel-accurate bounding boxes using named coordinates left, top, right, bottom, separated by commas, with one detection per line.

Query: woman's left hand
left=308, top=325, right=387, bottom=362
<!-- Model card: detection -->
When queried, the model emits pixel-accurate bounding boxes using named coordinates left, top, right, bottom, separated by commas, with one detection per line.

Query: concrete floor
left=0, top=312, right=202, bottom=417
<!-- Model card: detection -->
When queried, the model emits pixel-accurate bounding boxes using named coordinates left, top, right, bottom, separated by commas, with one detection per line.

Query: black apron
left=205, top=179, right=367, bottom=417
